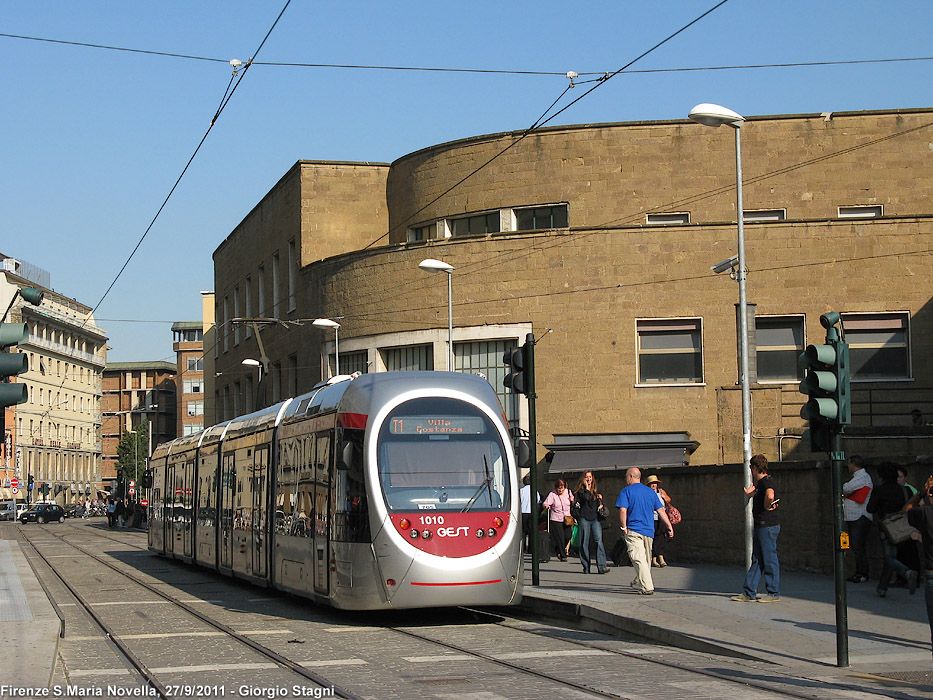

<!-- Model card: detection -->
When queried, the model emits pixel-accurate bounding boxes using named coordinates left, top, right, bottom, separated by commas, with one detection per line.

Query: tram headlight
left=409, top=529, right=420, bottom=539
left=475, top=529, right=486, bottom=538
left=399, top=518, right=411, bottom=530
left=487, top=528, right=497, bottom=538
left=421, top=530, right=432, bottom=540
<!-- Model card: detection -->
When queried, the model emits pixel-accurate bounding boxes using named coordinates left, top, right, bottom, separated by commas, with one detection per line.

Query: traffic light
left=503, top=335, right=535, bottom=397
left=0, top=287, right=44, bottom=409
left=141, top=469, right=152, bottom=489
left=799, top=312, right=850, bottom=452
left=27, top=474, right=34, bottom=489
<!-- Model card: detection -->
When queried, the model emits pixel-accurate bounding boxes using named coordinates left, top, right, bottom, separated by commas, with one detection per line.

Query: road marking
left=499, top=649, right=613, bottom=659
left=404, top=655, right=473, bottom=663
left=299, top=659, right=368, bottom=667
left=149, top=662, right=280, bottom=673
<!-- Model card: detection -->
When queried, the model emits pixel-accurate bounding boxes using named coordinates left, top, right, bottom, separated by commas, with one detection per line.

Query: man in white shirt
left=843, top=455, right=874, bottom=583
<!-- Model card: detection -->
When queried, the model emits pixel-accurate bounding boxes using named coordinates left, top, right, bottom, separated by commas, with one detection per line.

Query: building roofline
left=105, top=361, right=177, bottom=372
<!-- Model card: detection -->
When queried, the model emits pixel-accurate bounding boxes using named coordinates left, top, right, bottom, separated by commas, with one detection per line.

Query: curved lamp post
left=688, top=103, right=753, bottom=570
left=312, top=318, right=341, bottom=376
left=418, top=259, right=455, bottom=371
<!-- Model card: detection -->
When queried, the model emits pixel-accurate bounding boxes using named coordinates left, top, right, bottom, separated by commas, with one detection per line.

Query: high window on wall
left=636, top=318, right=703, bottom=385
left=408, top=223, right=434, bottom=242
left=383, top=345, right=434, bottom=371
left=755, top=316, right=804, bottom=382
left=455, top=339, right=520, bottom=431
left=646, top=212, right=690, bottom=225
left=842, top=312, right=910, bottom=380
left=288, top=239, right=297, bottom=312
left=450, top=212, right=499, bottom=237
left=515, top=204, right=568, bottom=231
left=334, top=351, right=368, bottom=376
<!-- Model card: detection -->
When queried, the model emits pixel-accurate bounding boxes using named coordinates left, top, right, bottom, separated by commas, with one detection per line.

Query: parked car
left=20, top=503, right=65, bottom=524
left=0, top=502, right=29, bottom=521
left=64, top=504, right=85, bottom=518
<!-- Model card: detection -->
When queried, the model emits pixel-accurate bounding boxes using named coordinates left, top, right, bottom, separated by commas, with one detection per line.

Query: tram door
left=313, top=431, right=331, bottom=595
left=252, top=446, right=268, bottom=578
left=165, top=463, right=175, bottom=555
left=220, top=452, right=235, bottom=571
left=181, top=458, right=194, bottom=558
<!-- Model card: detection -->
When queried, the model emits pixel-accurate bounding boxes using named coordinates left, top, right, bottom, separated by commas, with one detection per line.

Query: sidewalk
left=519, top=555, right=933, bottom=688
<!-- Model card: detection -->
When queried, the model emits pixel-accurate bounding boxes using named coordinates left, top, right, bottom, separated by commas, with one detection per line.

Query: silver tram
left=148, top=372, right=524, bottom=610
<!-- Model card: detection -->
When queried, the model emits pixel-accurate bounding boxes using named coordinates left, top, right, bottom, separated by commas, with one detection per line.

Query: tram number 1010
left=419, top=515, right=446, bottom=525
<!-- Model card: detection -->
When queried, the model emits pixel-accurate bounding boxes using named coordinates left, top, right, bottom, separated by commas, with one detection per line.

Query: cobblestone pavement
left=5, top=520, right=931, bottom=700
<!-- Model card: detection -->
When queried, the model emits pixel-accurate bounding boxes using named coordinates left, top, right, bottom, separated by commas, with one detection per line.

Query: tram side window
left=334, top=428, right=369, bottom=543
left=313, top=432, right=331, bottom=538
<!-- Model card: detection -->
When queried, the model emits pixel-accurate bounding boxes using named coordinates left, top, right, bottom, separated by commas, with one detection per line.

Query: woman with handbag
left=867, top=462, right=920, bottom=597
left=646, top=475, right=672, bottom=567
left=574, top=471, right=609, bottom=574
left=543, top=478, right=574, bottom=562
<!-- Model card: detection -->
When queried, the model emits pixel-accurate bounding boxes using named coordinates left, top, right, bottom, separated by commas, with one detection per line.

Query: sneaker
left=908, top=570, right=920, bottom=595
left=757, top=594, right=781, bottom=603
left=598, top=568, right=610, bottom=574
left=847, top=574, right=868, bottom=584
left=731, top=594, right=757, bottom=602
left=639, top=589, right=655, bottom=595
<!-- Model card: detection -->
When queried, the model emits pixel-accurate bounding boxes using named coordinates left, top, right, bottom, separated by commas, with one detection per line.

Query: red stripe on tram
left=410, top=579, right=502, bottom=587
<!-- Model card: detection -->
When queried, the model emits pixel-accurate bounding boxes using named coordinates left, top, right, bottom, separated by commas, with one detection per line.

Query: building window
left=838, top=205, right=883, bottom=218
left=408, top=223, right=434, bottom=242
left=187, top=400, right=204, bottom=417
left=233, top=285, right=241, bottom=346
left=245, top=275, right=253, bottom=338
left=450, top=212, right=499, bottom=237
left=257, top=265, right=266, bottom=318
left=272, top=252, right=281, bottom=318
left=756, top=316, right=804, bottom=382
left=183, top=423, right=202, bottom=436
left=646, top=212, right=690, bottom=225
left=336, top=351, right=368, bottom=376
left=842, top=312, right=910, bottom=380
left=636, top=319, right=703, bottom=385
left=288, top=239, right=297, bottom=313
left=183, top=379, right=203, bottom=394
left=383, top=345, right=434, bottom=371
left=744, top=209, right=786, bottom=222
left=515, top=204, right=568, bottom=231
left=455, top=339, right=520, bottom=430
left=187, top=357, right=204, bottom=372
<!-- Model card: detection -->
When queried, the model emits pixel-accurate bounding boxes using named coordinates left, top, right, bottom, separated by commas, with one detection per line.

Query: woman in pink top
left=543, top=478, right=575, bottom=561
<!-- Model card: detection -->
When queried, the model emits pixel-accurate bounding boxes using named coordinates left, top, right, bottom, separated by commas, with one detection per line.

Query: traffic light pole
left=831, top=429, right=849, bottom=667
left=525, top=333, right=539, bottom=586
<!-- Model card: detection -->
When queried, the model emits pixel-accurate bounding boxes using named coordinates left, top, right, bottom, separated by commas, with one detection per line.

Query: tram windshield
left=377, top=397, right=510, bottom=513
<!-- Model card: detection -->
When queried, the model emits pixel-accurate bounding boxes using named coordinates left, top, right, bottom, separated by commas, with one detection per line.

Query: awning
left=545, top=432, right=699, bottom=474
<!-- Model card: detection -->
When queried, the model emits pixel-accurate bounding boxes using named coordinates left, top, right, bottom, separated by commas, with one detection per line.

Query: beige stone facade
left=211, top=109, right=933, bottom=467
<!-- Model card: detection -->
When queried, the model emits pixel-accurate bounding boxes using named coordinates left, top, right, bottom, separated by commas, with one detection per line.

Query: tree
left=116, top=419, right=148, bottom=485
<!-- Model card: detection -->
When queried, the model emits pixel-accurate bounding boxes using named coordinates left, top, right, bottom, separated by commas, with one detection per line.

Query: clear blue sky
left=3, top=1, right=931, bottom=362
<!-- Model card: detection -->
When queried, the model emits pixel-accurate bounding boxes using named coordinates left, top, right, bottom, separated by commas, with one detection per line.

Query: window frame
left=513, top=203, right=569, bottom=231
left=646, top=212, right=690, bottom=225
left=838, top=205, right=883, bottom=219
left=755, top=314, right=805, bottom=384
left=743, top=208, right=787, bottom=222
left=635, top=317, right=705, bottom=386
left=842, top=311, right=911, bottom=381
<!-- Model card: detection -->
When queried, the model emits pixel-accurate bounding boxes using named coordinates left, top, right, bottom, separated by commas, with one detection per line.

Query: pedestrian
left=106, top=498, right=116, bottom=528
left=573, top=470, right=609, bottom=574
left=616, top=467, right=673, bottom=595
left=645, top=475, right=672, bottom=568
left=906, top=475, right=933, bottom=658
left=115, top=498, right=126, bottom=528
left=732, top=454, right=781, bottom=603
left=867, top=462, right=919, bottom=597
left=519, top=474, right=538, bottom=551
left=895, top=465, right=922, bottom=585
left=842, top=455, right=873, bottom=583
left=542, top=478, right=574, bottom=562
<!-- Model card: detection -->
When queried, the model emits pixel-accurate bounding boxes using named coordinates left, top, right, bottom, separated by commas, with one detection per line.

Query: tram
left=148, top=371, right=523, bottom=610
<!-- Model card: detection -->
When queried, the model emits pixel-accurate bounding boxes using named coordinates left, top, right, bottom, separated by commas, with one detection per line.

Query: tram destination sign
left=390, top=416, right=485, bottom=435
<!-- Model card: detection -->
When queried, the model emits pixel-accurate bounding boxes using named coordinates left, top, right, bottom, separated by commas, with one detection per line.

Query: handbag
left=563, top=515, right=575, bottom=526
left=570, top=499, right=582, bottom=520
left=881, top=511, right=917, bottom=544
left=597, top=504, right=609, bottom=521
left=665, top=504, right=682, bottom=525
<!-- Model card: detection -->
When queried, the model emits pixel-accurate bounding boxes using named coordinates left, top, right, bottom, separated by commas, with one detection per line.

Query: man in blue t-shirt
left=616, top=467, right=673, bottom=595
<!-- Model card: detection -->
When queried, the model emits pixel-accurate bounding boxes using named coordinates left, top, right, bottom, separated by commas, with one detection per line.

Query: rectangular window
left=842, top=312, right=910, bottom=379
left=838, top=205, right=883, bottom=218
left=187, top=400, right=204, bottom=417
left=222, top=296, right=229, bottom=353
left=646, top=212, right=690, bottom=225
left=637, top=319, right=703, bottom=384
left=455, top=339, right=520, bottom=431
left=187, top=357, right=204, bottom=372
left=450, top=212, right=499, bottom=237
left=183, top=379, right=203, bottom=394
left=515, top=204, right=568, bottom=231
left=233, top=285, right=241, bottom=346
left=183, top=423, right=202, bottom=436
left=756, top=316, right=804, bottom=382
left=744, top=209, right=786, bottom=222
left=288, top=239, right=297, bottom=312
left=408, top=224, right=434, bottom=242
left=257, top=265, right=266, bottom=318
left=245, top=275, right=252, bottom=338
left=336, top=350, right=368, bottom=376
left=383, top=345, right=434, bottom=371
left=272, top=252, right=281, bottom=318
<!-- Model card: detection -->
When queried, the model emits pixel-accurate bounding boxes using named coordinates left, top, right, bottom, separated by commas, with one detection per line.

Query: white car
left=0, top=503, right=29, bottom=521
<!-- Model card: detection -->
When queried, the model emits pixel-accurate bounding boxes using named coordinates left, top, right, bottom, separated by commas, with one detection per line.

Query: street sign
left=128, top=487, right=136, bottom=496
left=140, top=498, right=148, bottom=507
left=11, top=487, right=18, bottom=495
left=11, top=477, right=18, bottom=489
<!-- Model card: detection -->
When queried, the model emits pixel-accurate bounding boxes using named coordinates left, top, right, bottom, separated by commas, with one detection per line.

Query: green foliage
left=116, top=419, right=148, bottom=483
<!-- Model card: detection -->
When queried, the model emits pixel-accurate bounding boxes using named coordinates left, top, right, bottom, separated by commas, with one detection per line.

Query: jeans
left=743, top=524, right=780, bottom=598
left=578, top=517, right=607, bottom=572
left=877, top=535, right=912, bottom=592
left=846, top=516, right=872, bottom=578
left=925, top=572, right=933, bottom=658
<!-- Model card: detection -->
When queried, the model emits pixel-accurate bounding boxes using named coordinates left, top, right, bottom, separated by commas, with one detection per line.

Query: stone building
left=210, top=108, right=933, bottom=472
left=1, top=256, right=107, bottom=504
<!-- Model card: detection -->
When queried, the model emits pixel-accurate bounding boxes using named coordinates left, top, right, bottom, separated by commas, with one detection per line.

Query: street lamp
left=312, top=318, right=341, bottom=377
left=689, top=102, right=753, bottom=569
left=418, top=258, right=455, bottom=371
left=242, top=358, right=263, bottom=411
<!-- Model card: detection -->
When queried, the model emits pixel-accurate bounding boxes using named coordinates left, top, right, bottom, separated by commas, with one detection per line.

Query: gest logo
left=436, top=526, right=470, bottom=538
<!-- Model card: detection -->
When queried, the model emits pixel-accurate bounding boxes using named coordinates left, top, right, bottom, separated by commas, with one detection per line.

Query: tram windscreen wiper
left=461, top=455, right=493, bottom=513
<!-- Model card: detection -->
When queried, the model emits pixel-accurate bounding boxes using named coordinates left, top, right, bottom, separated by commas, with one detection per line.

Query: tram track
left=17, top=522, right=910, bottom=700
left=18, top=524, right=362, bottom=700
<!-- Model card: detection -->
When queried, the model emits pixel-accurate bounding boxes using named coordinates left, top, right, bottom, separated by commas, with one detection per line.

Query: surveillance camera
left=710, top=255, right=739, bottom=274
